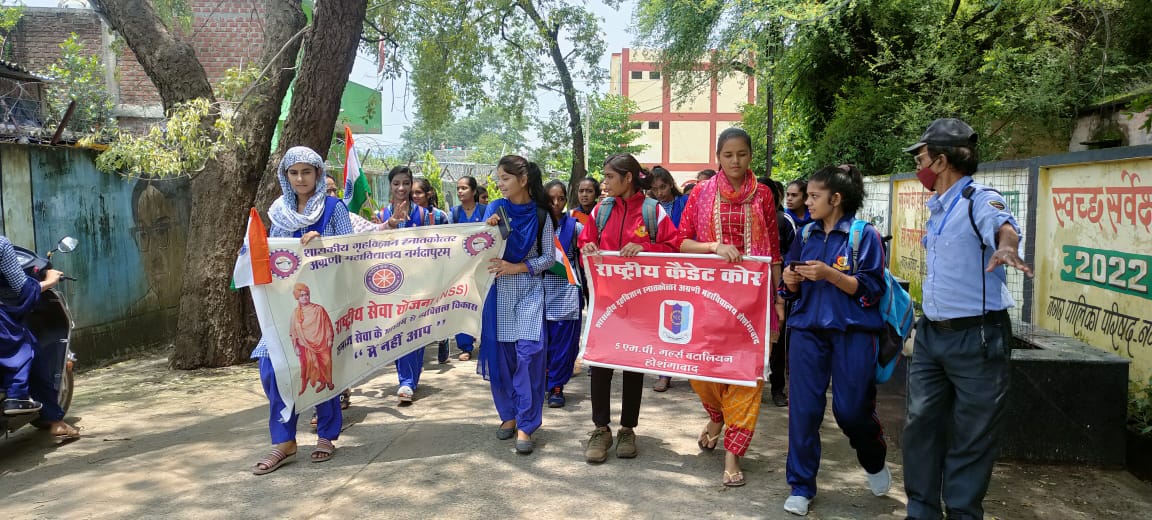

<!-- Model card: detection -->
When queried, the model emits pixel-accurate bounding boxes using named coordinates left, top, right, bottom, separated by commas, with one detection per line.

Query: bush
left=1130, top=376, right=1152, bottom=437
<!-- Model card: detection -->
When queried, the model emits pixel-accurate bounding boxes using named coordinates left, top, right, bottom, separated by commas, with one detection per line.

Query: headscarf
left=268, top=147, right=328, bottom=233
left=691, top=169, right=771, bottom=257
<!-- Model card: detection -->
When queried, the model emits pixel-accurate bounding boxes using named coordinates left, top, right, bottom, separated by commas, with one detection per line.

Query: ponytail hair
left=603, top=153, right=652, bottom=193
left=809, top=164, right=866, bottom=216
left=498, top=154, right=555, bottom=226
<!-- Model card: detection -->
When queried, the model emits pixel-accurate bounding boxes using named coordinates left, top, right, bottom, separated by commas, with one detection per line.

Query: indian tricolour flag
left=547, top=235, right=579, bottom=285
left=342, top=125, right=370, bottom=214
left=231, top=208, right=272, bottom=289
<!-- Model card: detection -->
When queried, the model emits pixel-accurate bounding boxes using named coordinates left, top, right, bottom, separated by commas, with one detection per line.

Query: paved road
left=2, top=349, right=1149, bottom=519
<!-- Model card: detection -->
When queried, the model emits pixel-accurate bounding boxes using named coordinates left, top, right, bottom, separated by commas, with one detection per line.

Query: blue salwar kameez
left=478, top=199, right=554, bottom=435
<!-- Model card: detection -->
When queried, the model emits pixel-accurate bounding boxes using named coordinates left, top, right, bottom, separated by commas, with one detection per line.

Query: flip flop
left=52, top=424, right=82, bottom=443
left=723, top=470, right=746, bottom=487
left=311, top=438, right=335, bottom=463
left=698, top=430, right=721, bottom=451
left=252, top=448, right=296, bottom=475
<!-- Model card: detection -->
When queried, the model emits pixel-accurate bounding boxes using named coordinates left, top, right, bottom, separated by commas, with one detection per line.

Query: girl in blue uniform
left=542, top=180, right=582, bottom=408
left=450, top=176, right=487, bottom=361
left=479, top=155, right=555, bottom=454
left=377, top=166, right=432, bottom=404
left=779, top=164, right=889, bottom=515
left=252, top=146, right=353, bottom=474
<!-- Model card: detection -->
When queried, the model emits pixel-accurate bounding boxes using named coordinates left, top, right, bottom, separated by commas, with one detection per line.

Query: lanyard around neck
left=932, top=179, right=973, bottom=236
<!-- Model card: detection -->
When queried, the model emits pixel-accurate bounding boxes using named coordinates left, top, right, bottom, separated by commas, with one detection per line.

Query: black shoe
left=771, top=392, right=788, bottom=407
left=547, top=387, right=565, bottom=408
left=3, top=398, right=43, bottom=416
left=437, top=340, right=450, bottom=364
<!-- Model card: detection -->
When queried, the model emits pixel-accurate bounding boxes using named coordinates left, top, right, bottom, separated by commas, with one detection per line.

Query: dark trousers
left=769, top=326, right=789, bottom=395
left=786, top=328, right=887, bottom=498
left=769, top=302, right=792, bottom=394
left=903, top=313, right=1011, bottom=520
left=590, top=366, right=643, bottom=428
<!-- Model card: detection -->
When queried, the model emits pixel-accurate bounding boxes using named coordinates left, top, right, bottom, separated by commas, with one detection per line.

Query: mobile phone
left=496, top=205, right=511, bottom=239
left=788, top=261, right=807, bottom=271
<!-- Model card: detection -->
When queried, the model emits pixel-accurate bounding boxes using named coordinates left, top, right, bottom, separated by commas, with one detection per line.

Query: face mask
left=915, top=156, right=940, bottom=191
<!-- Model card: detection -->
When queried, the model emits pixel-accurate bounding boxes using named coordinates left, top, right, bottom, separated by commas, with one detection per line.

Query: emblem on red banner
left=659, top=300, right=693, bottom=344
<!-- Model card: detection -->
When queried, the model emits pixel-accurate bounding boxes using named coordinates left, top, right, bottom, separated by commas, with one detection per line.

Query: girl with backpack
left=678, top=128, right=783, bottom=488
left=479, top=155, right=555, bottom=455
left=779, top=164, right=889, bottom=516
left=576, top=153, right=681, bottom=463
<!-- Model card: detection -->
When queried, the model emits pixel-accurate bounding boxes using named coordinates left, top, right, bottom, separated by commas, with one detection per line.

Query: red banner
left=579, top=253, right=773, bottom=386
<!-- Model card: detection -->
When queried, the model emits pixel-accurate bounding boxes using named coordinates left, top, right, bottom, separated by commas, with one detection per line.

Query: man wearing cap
left=901, top=118, right=1033, bottom=520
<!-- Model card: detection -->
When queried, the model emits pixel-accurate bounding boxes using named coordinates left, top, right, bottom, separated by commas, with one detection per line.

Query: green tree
left=533, top=107, right=574, bottom=182
left=41, top=34, right=117, bottom=135
left=399, top=106, right=527, bottom=161
left=368, top=0, right=611, bottom=201
left=586, top=93, right=647, bottom=178
left=89, top=0, right=366, bottom=368
left=0, top=2, right=24, bottom=61
left=636, top=0, right=1152, bottom=176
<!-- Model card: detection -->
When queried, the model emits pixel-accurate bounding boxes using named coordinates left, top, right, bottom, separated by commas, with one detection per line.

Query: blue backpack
left=800, top=219, right=914, bottom=383
left=594, top=196, right=660, bottom=244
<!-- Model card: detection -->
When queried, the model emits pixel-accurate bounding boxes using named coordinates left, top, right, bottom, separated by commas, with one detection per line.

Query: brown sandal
left=723, top=470, right=746, bottom=487
left=252, top=448, right=296, bottom=475
left=311, top=438, right=335, bottom=463
left=51, top=423, right=82, bottom=443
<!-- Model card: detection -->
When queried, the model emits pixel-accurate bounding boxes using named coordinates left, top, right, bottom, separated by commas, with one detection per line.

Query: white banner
left=251, top=223, right=506, bottom=419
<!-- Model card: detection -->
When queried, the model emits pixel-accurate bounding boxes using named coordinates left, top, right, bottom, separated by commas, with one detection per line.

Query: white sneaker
left=783, top=495, right=810, bottom=516
left=867, top=464, right=892, bottom=496
left=397, top=385, right=413, bottom=403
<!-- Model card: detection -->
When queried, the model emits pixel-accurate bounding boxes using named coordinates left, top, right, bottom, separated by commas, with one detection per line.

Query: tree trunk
left=94, top=0, right=307, bottom=369
left=517, top=0, right=587, bottom=201
left=170, top=1, right=307, bottom=369
left=254, top=0, right=368, bottom=216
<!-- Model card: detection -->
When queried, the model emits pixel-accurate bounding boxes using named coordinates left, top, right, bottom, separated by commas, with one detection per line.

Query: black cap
left=903, top=118, right=978, bottom=153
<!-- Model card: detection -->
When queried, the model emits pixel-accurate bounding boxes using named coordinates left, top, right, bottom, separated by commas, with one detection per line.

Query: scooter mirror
left=57, top=236, right=78, bottom=253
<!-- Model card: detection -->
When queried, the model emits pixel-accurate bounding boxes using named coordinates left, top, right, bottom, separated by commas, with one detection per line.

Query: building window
left=650, top=71, right=661, bottom=80
left=648, top=121, right=660, bottom=130
left=630, top=121, right=642, bottom=130
left=631, top=71, right=643, bottom=80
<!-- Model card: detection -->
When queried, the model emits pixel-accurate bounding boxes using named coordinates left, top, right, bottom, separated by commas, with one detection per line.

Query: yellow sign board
left=1034, top=159, right=1152, bottom=382
left=890, top=179, right=931, bottom=302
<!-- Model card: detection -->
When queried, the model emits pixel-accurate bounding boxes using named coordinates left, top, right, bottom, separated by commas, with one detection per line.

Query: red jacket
left=577, top=191, right=681, bottom=252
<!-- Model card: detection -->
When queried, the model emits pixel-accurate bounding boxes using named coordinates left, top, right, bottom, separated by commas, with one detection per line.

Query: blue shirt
left=451, top=204, right=487, bottom=223
left=786, top=208, right=812, bottom=227
left=0, top=237, right=29, bottom=301
left=780, top=215, right=885, bottom=332
left=658, top=196, right=688, bottom=227
left=922, top=179, right=1019, bottom=321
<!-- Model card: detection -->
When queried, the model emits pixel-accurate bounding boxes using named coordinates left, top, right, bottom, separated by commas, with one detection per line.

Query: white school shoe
left=867, top=464, right=892, bottom=496
left=783, top=495, right=810, bottom=516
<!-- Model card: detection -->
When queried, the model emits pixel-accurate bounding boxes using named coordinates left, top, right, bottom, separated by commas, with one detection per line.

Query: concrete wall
left=0, top=144, right=190, bottom=361
left=863, top=145, right=1152, bottom=382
